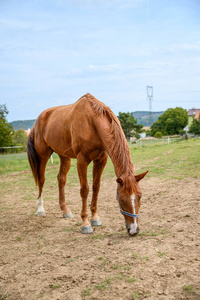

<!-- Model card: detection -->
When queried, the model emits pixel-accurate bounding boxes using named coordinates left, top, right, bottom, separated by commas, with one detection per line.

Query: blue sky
left=1, top=0, right=200, bottom=122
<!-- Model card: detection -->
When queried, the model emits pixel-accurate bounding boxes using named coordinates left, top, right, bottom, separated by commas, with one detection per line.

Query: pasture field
left=0, top=139, right=200, bottom=299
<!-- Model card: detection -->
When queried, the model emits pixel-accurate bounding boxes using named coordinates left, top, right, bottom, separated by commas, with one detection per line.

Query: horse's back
left=33, top=94, right=104, bottom=158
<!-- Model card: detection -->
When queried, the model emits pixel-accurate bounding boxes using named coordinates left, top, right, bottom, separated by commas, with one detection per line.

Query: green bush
left=154, top=131, right=162, bottom=139
left=189, top=118, right=200, bottom=135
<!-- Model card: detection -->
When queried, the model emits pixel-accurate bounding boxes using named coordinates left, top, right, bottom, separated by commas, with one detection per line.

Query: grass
left=63, top=227, right=76, bottom=232
left=0, top=139, right=200, bottom=181
left=138, top=228, right=170, bottom=238
left=131, top=290, right=140, bottom=299
left=82, top=287, right=92, bottom=297
left=96, top=277, right=111, bottom=290
left=182, top=284, right=196, bottom=294
left=90, top=233, right=109, bottom=240
left=132, top=253, right=150, bottom=261
left=138, top=230, right=159, bottom=237
left=125, top=276, right=138, bottom=283
left=50, top=284, right=60, bottom=290
left=157, top=251, right=166, bottom=257
left=82, top=273, right=140, bottom=297
left=0, top=294, right=9, bottom=299
left=129, top=138, right=200, bottom=179
left=112, top=263, right=122, bottom=270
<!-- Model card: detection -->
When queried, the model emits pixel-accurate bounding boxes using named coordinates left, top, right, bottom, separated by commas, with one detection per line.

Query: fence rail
left=0, top=146, right=25, bottom=154
left=0, top=146, right=23, bottom=149
left=134, top=137, right=183, bottom=148
left=0, top=136, right=185, bottom=153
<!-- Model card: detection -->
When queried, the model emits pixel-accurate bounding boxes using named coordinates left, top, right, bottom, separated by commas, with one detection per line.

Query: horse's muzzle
left=127, top=227, right=140, bottom=236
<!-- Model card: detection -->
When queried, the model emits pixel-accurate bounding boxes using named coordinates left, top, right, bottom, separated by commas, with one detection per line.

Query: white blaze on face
left=130, top=194, right=138, bottom=235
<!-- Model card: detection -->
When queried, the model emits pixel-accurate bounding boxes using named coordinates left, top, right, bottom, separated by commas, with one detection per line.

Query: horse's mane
left=85, top=94, right=134, bottom=176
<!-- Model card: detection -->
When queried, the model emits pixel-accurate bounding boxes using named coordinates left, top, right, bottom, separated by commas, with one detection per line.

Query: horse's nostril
left=128, top=228, right=140, bottom=236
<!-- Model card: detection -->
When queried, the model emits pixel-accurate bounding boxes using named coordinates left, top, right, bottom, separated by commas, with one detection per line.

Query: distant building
left=139, top=132, right=146, bottom=139
left=188, top=109, right=200, bottom=128
left=24, top=128, right=31, bottom=136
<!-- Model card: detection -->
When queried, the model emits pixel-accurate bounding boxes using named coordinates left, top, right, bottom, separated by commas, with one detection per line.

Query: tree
left=12, top=129, right=27, bottom=146
left=150, top=107, right=187, bottom=136
left=154, top=131, right=162, bottom=138
left=0, top=104, right=13, bottom=147
left=189, top=118, right=200, bottom=135
left=118, top=112, right=143, bottom=140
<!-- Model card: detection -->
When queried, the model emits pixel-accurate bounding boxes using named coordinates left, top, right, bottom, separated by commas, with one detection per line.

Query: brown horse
left=27, top=94, right=148, bottom=235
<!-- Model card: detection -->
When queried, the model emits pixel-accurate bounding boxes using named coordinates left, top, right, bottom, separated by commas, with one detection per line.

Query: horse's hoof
left=37, top=211, right=46, bottom=217
left=91, top=219, right=102, bottom=226
left=63, top=212, right=74, bottom=218
left=81, top=225, right=93, bottom=234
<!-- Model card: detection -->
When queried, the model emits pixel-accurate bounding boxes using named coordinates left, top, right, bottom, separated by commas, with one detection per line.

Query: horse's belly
left=88, top=149, right=104, bottom=161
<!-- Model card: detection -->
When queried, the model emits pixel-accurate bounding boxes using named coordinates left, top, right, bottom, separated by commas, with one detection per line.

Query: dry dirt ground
left=0, top=172, right=199, bottom=300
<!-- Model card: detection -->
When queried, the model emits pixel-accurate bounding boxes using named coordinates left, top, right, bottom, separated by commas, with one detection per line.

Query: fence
left=0, top=146, right=24, bottom=154
left=0, top=137, right=185, bottom=154
left=134, top=136, right=183, bottom=148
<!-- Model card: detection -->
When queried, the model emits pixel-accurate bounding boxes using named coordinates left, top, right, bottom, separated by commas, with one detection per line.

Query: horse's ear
left=135, top=171, right=148, bottom=182
left=116, top=177, right=124, bottom=186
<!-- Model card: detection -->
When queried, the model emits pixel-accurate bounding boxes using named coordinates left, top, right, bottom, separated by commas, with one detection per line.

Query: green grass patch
left=157, top=251, right=166, bottom=257
left=96, top=277, right=111, bottom=290
left=182, top=283, right=196, bottom=294
left=82, top=274, right=140, bottom=297
left=82, top=287, right=92, bottom=297
left=0, top=294, right=9, bottom=299
left=112, top=263, right=122, bottom=270
left=132, top=253, right=150, bottom=261
left=129, top=139, right=200, bottom=179
left=0, top=139, right=199, bottom=182
left=50, top=284, right=60, bottom=290
left=63, top=227, right=76, bottom=232
left=131, top=290, right=140, bottom=299
left=90, top=233, right=109, bottom=240
left=125, top=276, right=138, bottom=283
left=124, top=265, right=131, bottom=270
left=138, top=230, right=159, bottom=237
left=138, top=228, right=170, bottom=238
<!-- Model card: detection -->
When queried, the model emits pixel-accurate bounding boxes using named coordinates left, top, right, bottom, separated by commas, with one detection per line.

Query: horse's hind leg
left=37, top=152, right=52, bottom=216
left=57, top=155, right=73, bottom=218
left=91, top=152, right=108, bottom=226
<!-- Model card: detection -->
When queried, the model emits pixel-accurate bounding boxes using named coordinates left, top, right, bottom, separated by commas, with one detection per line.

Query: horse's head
left=116, top=171, right=148, bottom=236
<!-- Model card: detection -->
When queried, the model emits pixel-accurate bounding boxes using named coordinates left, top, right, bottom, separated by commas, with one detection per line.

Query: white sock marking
left=37, top=193, right=45, bottom=215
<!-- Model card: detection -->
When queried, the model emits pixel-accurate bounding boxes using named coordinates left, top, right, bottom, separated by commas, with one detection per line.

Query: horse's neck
left=87, top=96, right=134, bottom=177
left=96, top=117, right=134, bottom=177
left=107, top=141, right=134, bottom=177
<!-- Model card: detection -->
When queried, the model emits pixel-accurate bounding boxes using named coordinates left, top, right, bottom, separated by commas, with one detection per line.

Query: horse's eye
left=120, top=198, right=124, bottom=203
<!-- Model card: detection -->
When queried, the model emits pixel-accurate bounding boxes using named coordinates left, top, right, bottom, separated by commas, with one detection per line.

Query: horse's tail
left=27, top=128, right=40, bottom=186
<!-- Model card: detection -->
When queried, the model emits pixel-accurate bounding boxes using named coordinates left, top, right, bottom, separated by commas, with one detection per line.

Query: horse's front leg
left=57, top=155, right=73, bottom=218
left=77, top=153, right=93, bottom=234
left=91, top=152, right=108, bottom=226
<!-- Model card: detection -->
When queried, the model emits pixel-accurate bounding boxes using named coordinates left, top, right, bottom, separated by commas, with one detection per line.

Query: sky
left=1, top=0, right=200, bottom=122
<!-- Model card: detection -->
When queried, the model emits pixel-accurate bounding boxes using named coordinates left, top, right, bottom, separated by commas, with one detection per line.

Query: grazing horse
left=27, top=94, right=148, bottom=235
